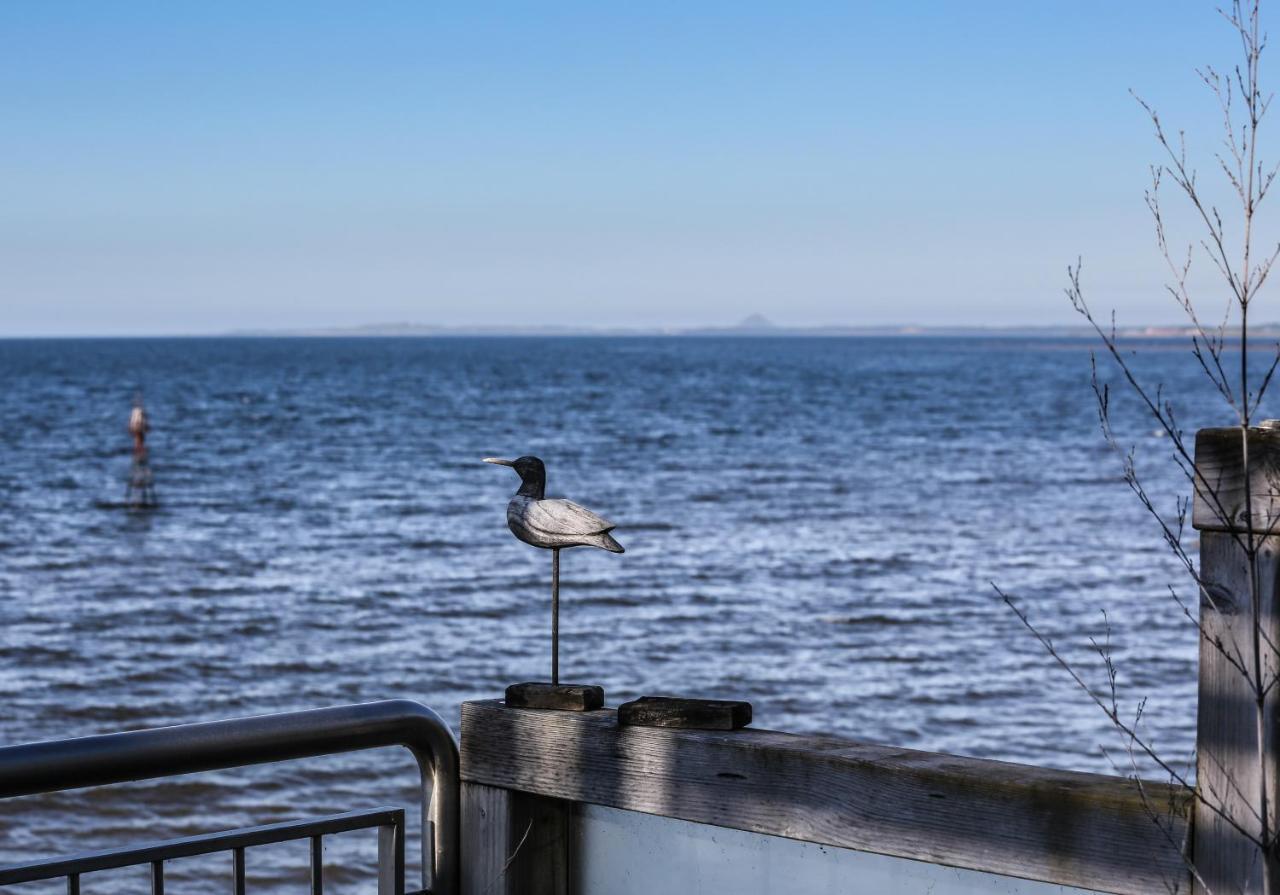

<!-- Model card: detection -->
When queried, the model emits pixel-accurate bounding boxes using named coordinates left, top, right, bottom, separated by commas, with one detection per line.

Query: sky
left=2, top=2, right=1276, bottom=335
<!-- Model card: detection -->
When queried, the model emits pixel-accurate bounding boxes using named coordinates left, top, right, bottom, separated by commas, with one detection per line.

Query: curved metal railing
left=0, top=699, right=460, bottom=894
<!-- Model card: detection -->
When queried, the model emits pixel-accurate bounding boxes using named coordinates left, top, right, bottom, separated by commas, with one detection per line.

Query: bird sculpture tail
left=597, top=531, right=624, bottom=554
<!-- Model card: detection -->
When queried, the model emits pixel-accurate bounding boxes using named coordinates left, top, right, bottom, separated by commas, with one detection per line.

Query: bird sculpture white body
left=484, top=456, right=622, bottom=685
left=505, top=493, right=624, bottom=551
left=485, top=456, right=623, bottom=552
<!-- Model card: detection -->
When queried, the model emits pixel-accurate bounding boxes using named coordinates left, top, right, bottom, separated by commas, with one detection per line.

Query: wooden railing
left=458, top=700, right=1188, bottom=895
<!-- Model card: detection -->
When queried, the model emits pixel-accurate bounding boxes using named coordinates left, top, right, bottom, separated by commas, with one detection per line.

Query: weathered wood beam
left=1194, top=426, right=1280, bottom=895
left=460, top=781, right=570, bottom=895
left=460, top=700, right=1187, bottom=895
left=1194, top=532, right=1280, bottom=895
left=1192, top=426, right=1280, bottom=533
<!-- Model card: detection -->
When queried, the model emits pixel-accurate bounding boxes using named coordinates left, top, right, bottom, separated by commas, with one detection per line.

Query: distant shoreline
left=6, top=323, right=1280, bottom=340
left=224, top=323, right=1280, bottom=339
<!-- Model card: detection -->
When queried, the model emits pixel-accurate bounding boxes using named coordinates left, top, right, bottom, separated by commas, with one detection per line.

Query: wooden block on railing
left=617, top=696, right=751, bottom=730
left=505, top=682, right=604, bottom=712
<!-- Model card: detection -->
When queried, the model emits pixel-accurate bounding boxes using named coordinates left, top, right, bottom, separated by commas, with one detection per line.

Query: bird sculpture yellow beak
left=483, top=457, right=515, bottom=467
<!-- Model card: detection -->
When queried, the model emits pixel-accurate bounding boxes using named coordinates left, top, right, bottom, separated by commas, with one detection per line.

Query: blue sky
left=1, top=2, right=1271, bottom=334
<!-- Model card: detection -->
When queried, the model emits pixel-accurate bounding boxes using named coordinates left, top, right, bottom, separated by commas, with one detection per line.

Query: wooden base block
left=617, top=696, right=752, bottom=730
left=505, top=682, right=605, bottom=712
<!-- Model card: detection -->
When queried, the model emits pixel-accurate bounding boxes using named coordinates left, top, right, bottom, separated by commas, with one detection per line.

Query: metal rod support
left=378, top=820, right=405, bottom=895
left=2, top=808, right=403, bottom=885
left=232, top=846, right=246, bottom=895
left=551, top=548, right=560, bottom=686
left=310, top=835, right=323, bottom=895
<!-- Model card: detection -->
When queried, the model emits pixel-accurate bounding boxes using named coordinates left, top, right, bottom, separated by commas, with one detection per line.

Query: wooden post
left=1192, top=427, right=1280, bottom=894
left=460, top=781, right=570, bottom=895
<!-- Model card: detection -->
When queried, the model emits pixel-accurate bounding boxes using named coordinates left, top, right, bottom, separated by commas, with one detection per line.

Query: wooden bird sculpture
left=484, top=456, right=622, bottom=685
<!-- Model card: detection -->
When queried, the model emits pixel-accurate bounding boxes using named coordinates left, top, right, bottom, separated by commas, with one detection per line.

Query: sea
left=0, top=335, right=1238, bottom=890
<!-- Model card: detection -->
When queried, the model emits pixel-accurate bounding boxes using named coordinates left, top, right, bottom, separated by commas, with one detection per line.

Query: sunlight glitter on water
left=0, top=334, right=1238, bottom=890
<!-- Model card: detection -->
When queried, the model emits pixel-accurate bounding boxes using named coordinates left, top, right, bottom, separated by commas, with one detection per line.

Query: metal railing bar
left=0, top=700, right=458, bottom=894
left=310, top=834, right=323, bottom=895
left=66, top=873, right=79, bottom=895
left=151, top=859, right=163, bottom=895
left=0, top=807, right=403, bottom=884
left=232, top=846, right=246, bottom=895
left=377, top=821, right=405, bottom=895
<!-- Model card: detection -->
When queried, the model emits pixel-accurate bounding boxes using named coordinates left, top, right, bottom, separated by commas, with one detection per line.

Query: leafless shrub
left=997, top=3, right=1280, bottom=891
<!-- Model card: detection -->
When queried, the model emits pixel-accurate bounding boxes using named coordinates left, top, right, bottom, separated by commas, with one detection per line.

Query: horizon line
left=2, top=320, right=1275, bottom=340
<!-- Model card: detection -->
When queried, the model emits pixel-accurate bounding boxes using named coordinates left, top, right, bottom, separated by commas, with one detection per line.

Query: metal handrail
left=0, top=699, right=459, bottom=894
left=0, top=807, right=406, bottom=894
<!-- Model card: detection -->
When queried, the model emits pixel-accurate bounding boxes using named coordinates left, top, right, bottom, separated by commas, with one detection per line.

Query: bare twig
left=1003, top=2, right=1280, bottom=887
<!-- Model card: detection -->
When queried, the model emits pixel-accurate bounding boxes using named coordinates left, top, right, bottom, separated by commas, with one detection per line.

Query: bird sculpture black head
left=483, top=455, right=623, bottom=553
left=484, top=454, right=622, bottom=694
left=483, top=455, right=546, bottom=499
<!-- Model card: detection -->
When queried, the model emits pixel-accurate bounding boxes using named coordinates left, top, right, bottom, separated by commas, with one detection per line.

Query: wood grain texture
left=506, top=683, right=605, bottom=712
left=519, top=498, right=613, bottom=540
left=460, top=701, right=1188, bottom=895
left=461, top=782, right=570, bottom=895
left=1191, top=427, right=1280, bottom=533
left=1194, top=531, right=1280, bottom=895
left=507, top=496, right=624, bottom=553
left=617, top=697, right=751, bottom=730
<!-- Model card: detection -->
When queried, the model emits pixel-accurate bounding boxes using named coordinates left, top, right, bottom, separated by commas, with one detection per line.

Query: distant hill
left=736, top=313, right=778, bottom=331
